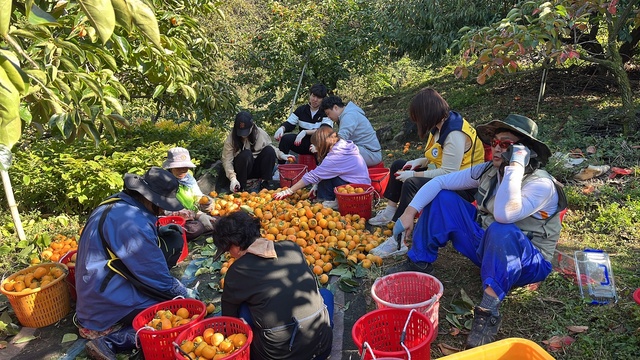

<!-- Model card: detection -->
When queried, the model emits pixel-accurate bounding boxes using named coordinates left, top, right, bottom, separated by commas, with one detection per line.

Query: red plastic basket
left=334, top=184, right=374, bottom=220
left=368, top=161, right=385, bottom=169
left=132, top=298, right=207, bottom=360
left=371, top=271, right=443, bottom=342
left=298, top=154, right=317, bottom=171
left=278, top=164, right=308, bottom=188
left=59, top=250, right=77, bottom=301
left=352, top=308, right=434, bottom=360
left=634, top=288, right=640, bottom=305
left=174, top=316, right=254, bottom=360
left=157, top=216, right=188, bottom=263
left=368, top=167, right=390, bottom=195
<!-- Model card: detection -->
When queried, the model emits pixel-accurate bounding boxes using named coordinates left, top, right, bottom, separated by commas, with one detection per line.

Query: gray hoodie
left=337, top=102, right=382, bottom=166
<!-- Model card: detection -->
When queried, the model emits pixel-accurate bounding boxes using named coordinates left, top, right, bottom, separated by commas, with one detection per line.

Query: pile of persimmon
left=146, top=307, right=199, bottom=330
left=2, top=265, right=65, bottom=293
left=179, top=328, right=248, bottom=359
left=37, top=234, right=78, bottom=263
left=336, top=184, right=365, bottom=194
left=402, top=142, right=411, bottom=154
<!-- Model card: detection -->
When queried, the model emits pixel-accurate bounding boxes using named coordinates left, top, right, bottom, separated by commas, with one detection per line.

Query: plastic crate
left=59, top=250, right=77, bottom=301
left=0, top=263, right=71, bottom=328
left=298, top=154, right=317, bottom=171
left=334, top=184, right=374, bottom=220
left=174, top=316, right=253, bottom=360
left=439, top=338, right=555, bottom=359
left=278, top=164, right=308, bottom=188
left=132, top=298, right=207, bottom=360
left=371, top=271, right=443, bottom=342
left=157, top=216, right=188, bottom=263
left=352, top=308, right=434, bottom=360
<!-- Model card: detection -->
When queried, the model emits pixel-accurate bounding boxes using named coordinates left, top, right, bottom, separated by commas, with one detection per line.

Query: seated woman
left=214, top=210, right=333, bottom=360
left=273, top=126, right=370, bottom=210
left=162, top=147, right=215, bottom=240
left=221, top=111, right=285, bottom=193
left=368, top=88, right=486, bottom=258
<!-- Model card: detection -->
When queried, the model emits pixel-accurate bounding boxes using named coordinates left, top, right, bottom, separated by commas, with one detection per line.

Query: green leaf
left=28, top=4, right=59, bottom=26
left=76, top=73, right=103, bottom=97
left=0, top=66, right=21, bottom=148
left=111, top=0, right=132, bottom=31
left=78, top=0, right=115, bottom=45
left=12, top=335, right=37, bottom=344
left=127, top=0, right=162, bottom=48
left=152, top=84, right=165, bottom=99
left=61, top=333, right=78, bottom=343
left=0, top=54, right=28, bottom=95
left=0, top=0, right=12, bottom=36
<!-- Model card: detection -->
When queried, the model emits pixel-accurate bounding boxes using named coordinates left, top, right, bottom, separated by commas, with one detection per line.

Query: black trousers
left=233, top=147, right=277, bottom=190
left=278, top=133, right=313, bottom=164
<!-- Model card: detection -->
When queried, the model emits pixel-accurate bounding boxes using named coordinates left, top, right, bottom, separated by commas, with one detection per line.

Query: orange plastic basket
left=334, top=183, right=374, bottom=219
left=0, top=263, right=71, bottom=328
left=371, top=271, right=443, bottom=342
left=278, top=163, right=308, bottom=188
left=368, top=167, right=390, bottom=195
left=352, top=308, right=434, bottom=360
left=298, top=154, right=317, bottom=171
left=174, top=316, right=254, bottom=360
left=59, top=250, right=77, bottom=301
left=132, top=298, right=207, bottom=360
left=439, top=338, right=554, bottom=359
left=157, top=216, right=188, bottom=263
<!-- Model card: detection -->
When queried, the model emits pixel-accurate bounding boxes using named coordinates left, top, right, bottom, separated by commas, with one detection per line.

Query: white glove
left=198, top=197, right=213, bottom=213
left=273, top=188, right=294, bottom=200
left=197, top=213, right=215, bottom=231
left=279, top=152, right=294, bottom=162
left=394, top=170, right=415, bottom=182
left=294, top=131, right=307, bottom=146
left=309, top=184, right=318, bottom=200
left=229, top=178, right=240, bottom=193
left=403, top=158, right=426, bottom=170
left=309, top=144, right=317, bottom=153
left=507, top=144, right=531, bottom=167
left=274, top=127, right=285, bottom=140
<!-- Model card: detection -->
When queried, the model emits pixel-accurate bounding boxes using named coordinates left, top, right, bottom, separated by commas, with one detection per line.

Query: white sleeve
left=408, top=166, right=481, bottom=212
left=493, top=166, right=558, bottom=223
left=321, top=117, right=334, bottom=127
left=422, top=130, right=466, bottom=178
left=286, top=113, right=299, bottom=126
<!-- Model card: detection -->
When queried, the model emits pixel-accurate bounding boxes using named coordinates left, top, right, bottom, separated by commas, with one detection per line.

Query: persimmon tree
left=454, top=0, right=640, bottom=133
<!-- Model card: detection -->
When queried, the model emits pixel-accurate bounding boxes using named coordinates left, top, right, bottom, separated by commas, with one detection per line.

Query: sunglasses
left=490, top=139, right=516, bottom=149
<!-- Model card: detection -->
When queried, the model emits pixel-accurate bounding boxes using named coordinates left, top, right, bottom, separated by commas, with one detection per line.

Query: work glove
left=309, top=144, right=317, bottom=154
left=197, top=213, right=215, bottom=231
left=309, top=184, right=318, bottom=200
left=502, top=144, right=531, bottom=168
left=394, top=170, right=415, bottom=182
left=198, top=197, right=213, bottom=213
left=274, top=126, right=285, bottom=140
left=294, top=130, right=307, bottom=146
left=274, top=188, right=294, bottom=200
left=185, top=287, right=200, bottom=299
left=402, top=158, right=426, bottom=170
left=229, top=177, right=240, bottom=193
left=279, top=153, right=295, bottom=162
left=392, top=219, right=407, bottom=251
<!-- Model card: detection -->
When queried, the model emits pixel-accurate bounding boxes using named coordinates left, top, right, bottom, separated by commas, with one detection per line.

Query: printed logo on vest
left=431, top=148, right=439, bottom=158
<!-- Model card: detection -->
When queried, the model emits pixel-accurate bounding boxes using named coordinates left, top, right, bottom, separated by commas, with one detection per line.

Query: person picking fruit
left=213, top=210, right=333, bottom=359
left=388, top=115, right=567, bottom=349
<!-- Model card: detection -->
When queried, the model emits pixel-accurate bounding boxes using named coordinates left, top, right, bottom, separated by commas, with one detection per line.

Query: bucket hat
left=477, top=114, right=551, bottom=162
left=162, top=147, right=196, bottom=169
left=123, top=166, right=184, bottom=211
left=234, top=111, right=254, bottom=137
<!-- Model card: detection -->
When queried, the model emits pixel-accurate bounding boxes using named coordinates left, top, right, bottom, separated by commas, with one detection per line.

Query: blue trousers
left=239, top=288, right=335, bottom=328
left=408, top=190, right=552, bottom=300
left=316, top=177, right=348, bottom=201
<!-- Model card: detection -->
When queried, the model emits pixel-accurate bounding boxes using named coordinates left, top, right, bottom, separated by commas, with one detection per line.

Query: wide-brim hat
left=477, top=114, right=551, bottom=162
left=162, top=147, right=196, bottom=169
left=234, top=111, right=254, bottom=137
left=124, top=166, right=184, bottom=211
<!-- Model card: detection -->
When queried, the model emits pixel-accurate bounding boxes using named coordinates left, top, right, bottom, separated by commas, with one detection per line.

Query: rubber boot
left=85, top=326, right=137, bottom=360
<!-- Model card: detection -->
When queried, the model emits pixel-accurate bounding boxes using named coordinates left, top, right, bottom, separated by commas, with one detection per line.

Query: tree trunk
left=1, top=170, right=26, bottom=241
left=606, top=35, right=635, bottom=135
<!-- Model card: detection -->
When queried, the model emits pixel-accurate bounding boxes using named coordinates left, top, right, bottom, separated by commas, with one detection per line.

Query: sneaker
left=85, top=337, right=116, bottom=360
left=369, top=235, right=408, bottom=258
left=385, top=259, right=433, bottom=274
left=321, top=200, right=339, bottom=210
left=368, top=210, right=393, bottom=226
left=466, top=307, right=502, bottom=349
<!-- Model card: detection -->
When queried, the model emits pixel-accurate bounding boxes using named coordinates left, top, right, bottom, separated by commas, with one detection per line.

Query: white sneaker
left=369, top=210, right=393, bottom=226
left=322, top=200, right=339, bottom=210
left=369, top=235, right=408, bottom=258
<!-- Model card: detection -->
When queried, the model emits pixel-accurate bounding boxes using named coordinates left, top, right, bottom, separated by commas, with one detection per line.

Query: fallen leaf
left=12, top=335, right=37, bottom=344
left=582, top=185, right=596, bottom=194
left=567, top=325, right=588, bottom=333
left=449, top=327, right=460, bottom=336
left=438, top=342, right=463, bottom=355
left=586, top=146, right=596, bottom=154
left=0, top=341, right=7, bottom=349
left=569, top=148, right=584, bottom=158
left=61, top=333, right=78, bottom=343
left=543, top=335, right=575, bottom=352
left=608, top=167, right=633, bottom=179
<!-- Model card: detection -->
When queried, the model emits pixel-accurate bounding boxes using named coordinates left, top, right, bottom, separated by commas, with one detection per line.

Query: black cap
left=234, top=111, right=254, bottom=137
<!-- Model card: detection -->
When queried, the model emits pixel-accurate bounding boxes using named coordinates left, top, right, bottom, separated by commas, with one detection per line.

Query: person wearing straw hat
left=368, top=88, right=486, bottom=258
left=389, top=114, right=567, bottom=349
left=273, top=126, right=370, bottom=209
left=76, top=167, right=199, bottom=360
left=221, top=111, right=285, bottom=193
left=213, top=210, right=333, bottom=360
left=162, top=147, right=216, bottom=239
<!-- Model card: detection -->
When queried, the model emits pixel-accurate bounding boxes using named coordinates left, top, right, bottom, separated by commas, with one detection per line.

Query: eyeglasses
left=490, top=139, right=515, bottom=149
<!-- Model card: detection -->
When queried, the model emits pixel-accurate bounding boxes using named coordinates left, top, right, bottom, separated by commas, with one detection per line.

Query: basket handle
left=173, top=341, right=196, bottom=360
left=399, top=309, right=416, bottom=360
left=283, top=166, right=308, bottom=182
left=360, top=341, right=377, bottom=360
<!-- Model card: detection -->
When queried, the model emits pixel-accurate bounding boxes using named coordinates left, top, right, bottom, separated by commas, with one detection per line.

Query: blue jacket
left=75, top=192, right=188, bottom=331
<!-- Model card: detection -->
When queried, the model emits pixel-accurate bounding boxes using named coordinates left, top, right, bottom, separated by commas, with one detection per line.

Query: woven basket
left=0, top=263, right=71, bottom=328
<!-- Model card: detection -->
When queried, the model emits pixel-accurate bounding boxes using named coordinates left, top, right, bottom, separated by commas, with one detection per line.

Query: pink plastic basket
left=371, top=271, right=443, bottom=342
